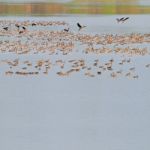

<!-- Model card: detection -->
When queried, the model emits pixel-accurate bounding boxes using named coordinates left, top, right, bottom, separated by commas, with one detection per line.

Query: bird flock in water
left=0, top=17, right=150, bottom=79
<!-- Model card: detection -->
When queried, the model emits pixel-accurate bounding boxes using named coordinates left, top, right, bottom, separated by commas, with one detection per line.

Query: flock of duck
left=0, top=17, right=150, bottom=79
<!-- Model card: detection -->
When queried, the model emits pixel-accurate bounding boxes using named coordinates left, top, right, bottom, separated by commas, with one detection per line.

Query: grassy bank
left=0, top=1, right=150, bottom=15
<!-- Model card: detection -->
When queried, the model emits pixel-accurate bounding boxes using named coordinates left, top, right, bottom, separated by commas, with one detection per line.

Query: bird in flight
left=122, top=17, right=129, bottom=22
left=116, top=17, right=129, bottom=23
left=3, top=27, right=8, bottom=31
left=116, top=17, right=125, bottom=23
left=77, top=23, right=86, bottom=31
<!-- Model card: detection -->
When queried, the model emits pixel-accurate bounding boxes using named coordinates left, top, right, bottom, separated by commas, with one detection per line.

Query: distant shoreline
left=0, top=1, right=150, bottom=15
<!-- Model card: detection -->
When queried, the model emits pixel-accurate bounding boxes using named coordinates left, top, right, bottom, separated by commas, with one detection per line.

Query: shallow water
left=0, top=15, right=150, bottom=150
left=1, top=14, right=150, bottom=34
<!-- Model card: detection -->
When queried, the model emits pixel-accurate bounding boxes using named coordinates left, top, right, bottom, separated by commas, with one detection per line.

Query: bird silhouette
left=64, top=28, right=69, bottom=32
left=117, top=17, right=129, bottom=23
left=3, top=27, right=8, bottom=31
left=32, top=23, right=36, bottom=26
left=122, top=17, right=129, bottom=22
left=22, top=26, right=26, bottom=30
left=116, top=17, right=125, bottom=23
left=77, top=23, right=86, bottom=31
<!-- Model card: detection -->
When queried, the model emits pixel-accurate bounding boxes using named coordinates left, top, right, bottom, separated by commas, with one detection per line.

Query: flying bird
left=3, top=27, right=8, bottom=31
left=122, top=17, right=129, bottom=22
left=116, top=17, right=129, bottom=23
left=116, top=17, right=125, bottom=23
left=77, top=23, right=86, bottom=31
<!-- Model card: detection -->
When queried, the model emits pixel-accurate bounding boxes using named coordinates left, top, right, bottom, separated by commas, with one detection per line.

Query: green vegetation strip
left=0, top=3, right=150, bottom=15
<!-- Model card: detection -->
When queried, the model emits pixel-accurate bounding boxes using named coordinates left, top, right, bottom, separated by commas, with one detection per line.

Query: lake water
left=0, top=15, right=150, bottom=150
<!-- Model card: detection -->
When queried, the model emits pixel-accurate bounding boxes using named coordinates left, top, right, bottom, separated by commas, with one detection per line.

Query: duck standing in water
left=64, top=28, right=70, bottom=32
